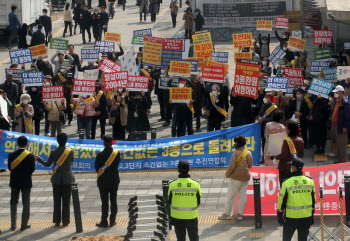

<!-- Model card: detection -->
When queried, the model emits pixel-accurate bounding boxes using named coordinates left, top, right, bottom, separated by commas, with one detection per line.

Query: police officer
left=277, top=158, right=316, bottom=241
left=168, top=160, right=201, bottom=241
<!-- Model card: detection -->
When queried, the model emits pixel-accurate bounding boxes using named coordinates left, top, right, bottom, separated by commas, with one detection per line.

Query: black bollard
left=123, top=0, right=126, bottom=11
left=345, top=176, right=350, bottom=227
left=151, top=128, right=157, bottom=140
left=71, top=182, right=83, bottom=233
left=253, top=177, right=262, bottom=229
left=162, top=180, right=171, bottom=230
left=78, top=129, right=85, bottom=140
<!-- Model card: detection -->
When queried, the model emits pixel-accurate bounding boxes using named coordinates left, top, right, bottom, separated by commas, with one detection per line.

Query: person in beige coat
left=183, top=7, right=194, bottom=39
left=43, top=99, right=67, bottom=137
left=63, top=3, right=73, bottom=37
left=139, top=0, right=149, bottom=23
left=14, top=94, right=34, bottom=134
left=109, top=91, right=128, bottom=140
left=218, top=135, right=253, bottom=221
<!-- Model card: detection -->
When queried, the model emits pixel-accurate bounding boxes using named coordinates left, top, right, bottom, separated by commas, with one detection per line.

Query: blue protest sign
left=268, top=46, right=286, bottom=66
left=181, top=59, right=199, bottom=74
left=9, top=49, right=32, bottom=65
left=285, top=84, right=294, bottom=97
left=322, top=68, right=337, bottom=82
left=265, top=77, right=289, bottom=92
left=21, top=71, right=44, bottom=86
left=161, top=49, right=182, bottom=67
left=81, top=49, right=100, bottom=60
left=211, top=51, right=229, bottom=63
left=133, top=28, right=152, bottom=36
left=159, top=76, right=171, bottom=89
left=0, top=123, right=262, bottom=171
left=308, top=77, right=333, bottom=98
left=310, top=61, right=330, bottom=75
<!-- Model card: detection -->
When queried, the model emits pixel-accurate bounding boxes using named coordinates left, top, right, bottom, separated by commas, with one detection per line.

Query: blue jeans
left=78, top=116, right=92, bottom=139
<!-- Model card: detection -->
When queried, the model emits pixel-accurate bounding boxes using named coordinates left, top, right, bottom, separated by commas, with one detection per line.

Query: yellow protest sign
left=288, top=36, right=306, bottom=51
left=170, top=87, right=192, bottom=103
left=206, top=59, right=229, bottom=76
left=187, top=57, right=205, bottom=69
left=29, top=44, right=48, bottom=58
left=143, top=36, right=162, bottom=66
left=234, top=52, right=252, bottom=62
left=232, top=33, right=252, bottom=48
left=104, top=32, right=122, bottom=43
left=169, top=61, right=191, bottom=76
left=192, top=32, right=213, bottom=58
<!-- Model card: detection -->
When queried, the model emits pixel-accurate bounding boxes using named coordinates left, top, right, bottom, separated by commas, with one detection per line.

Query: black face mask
left=7, top=78, right=12, bottom=83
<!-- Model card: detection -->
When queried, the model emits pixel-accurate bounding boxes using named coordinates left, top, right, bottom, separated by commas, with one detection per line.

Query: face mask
left=263, top=98, right=267, bottom=104
left=334, top=93, right=339, bottom=99
left=262, top=61, right=267, bottom=66
left=179, top=83, right=185, bottom=88
left=252, top=40, right=256, bottom=45
left=60, top=69, right=67, bottom=74
left=144, top=66, right=148, bottom=70
left=262, top=41, right=267, bottom=44
left=45, top=82, right=51, bottom=86
left=138, top=57, right=142, bottom=61
left=42, top=58, right=48, bottom=63
left=161, top=70, right=165, bottom=74
left=290, top=168, right=293, bottom=173
left=283, top=47, right=287, bottom=51
left=22, top=100, right=29, bottom=105
left=212, top=91, right=218, bottom=96
left=295, top=56, right=299, bottom=60
left=31, top=87, right=38, bottom=92
left=282, top=35, right=286, bottom=38
left=250, top=50, right=254, bottom=53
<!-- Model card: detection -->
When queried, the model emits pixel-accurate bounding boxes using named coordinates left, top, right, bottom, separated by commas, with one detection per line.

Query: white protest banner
left=265, top=77, right=289, bottom=92
left=73, top=79, right=96, bottom=95
left=120, top=48, right=138, bottom=76
left=83, top=69, right=99, bottom=81
left=42, top=86, right=64, bottom=101
left=337, top=66, right=350, bottom=80
left=127, top=76, right=149, bottom=92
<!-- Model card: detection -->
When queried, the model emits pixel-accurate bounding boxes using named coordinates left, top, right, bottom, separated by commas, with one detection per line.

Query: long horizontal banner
left=245, top=163, right=350, bottom=215
left=0, top=123, right=261, bottom=171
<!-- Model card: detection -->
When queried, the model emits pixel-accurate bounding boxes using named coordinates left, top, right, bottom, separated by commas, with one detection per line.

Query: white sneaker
left=327, top=153, right=336, bottom=157
left=218, top=213, right=232, bottom=220
left=236, top=214, right=243, bottom=220
left=44, top=133, right=51, bottom=137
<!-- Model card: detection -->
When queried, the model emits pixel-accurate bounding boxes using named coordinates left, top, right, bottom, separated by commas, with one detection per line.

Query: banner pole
left=345, top=176, right=350, bottom=227
left=320, top=187, right=324, bottom=241
left=340, top=187, right=344, bottom=241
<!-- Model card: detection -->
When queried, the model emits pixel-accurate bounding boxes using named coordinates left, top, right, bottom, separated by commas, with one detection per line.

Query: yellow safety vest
left=168, top=178, right=201, bottom=220
left=277, top=174, right=316, bottom=219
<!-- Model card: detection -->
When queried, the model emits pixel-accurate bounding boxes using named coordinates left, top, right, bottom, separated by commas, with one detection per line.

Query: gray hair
left=20, top=94, right=31, bottom=103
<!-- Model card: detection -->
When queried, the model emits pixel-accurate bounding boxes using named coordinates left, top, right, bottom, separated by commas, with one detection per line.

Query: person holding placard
left=274, top=27, right=290, bottom=48
left=126, top=91, right=150, bottom=133
left=14, top=94, right=34, bottom=134
left=51, top=51, right=74, bottom=76
left=109, top=90, right=128, bottom=140
left=0, top=72, right=18, bottom=120
left=258, top=31, right=270, bottom=60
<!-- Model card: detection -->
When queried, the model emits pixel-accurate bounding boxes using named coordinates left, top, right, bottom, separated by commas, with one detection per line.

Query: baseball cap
left=178, top=160, right=190, bottom=172
left=287, top=158, right=304, bottom=169
left=44, top=75, right=52, bottom=80
left=333, top=85, right=344, bottom=93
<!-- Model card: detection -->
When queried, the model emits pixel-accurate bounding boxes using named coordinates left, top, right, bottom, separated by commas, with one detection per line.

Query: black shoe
left=11, top=226, right=16, bottom=231
left=110, top=221, right=116, bottom=227
left=68, top=121, right=72, bottom=126
left=89, top=39, right=91, bottom=42
left=63, top=33, right=65, bottom=37
left=96, top=222, right=109, bottom=228
left=74, top=32, right=76, bottom=35
left=82, top=42, right=86, bottom=44
left=20, top=223, right=31, bottom=231
left=162, top=121, right=170, bottom=127
left=158, top=118, right=165, bottom=122
left=54, top=223, right=60, bottom=227
left=62, top=222, right=69, bottom=227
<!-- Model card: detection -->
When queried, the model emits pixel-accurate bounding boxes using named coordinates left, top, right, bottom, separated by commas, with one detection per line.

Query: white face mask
left=42, top=58, right=48, bottom=63
left=44, top=82, right=51, bottom=86
left=144, top=66, right=148, bottom=70
left=161, top=70, right=165, bottom=74
left=280, top=70, right=284, bottom=74
left=212, top=91, right=218, bottom=96
left=295, top=56, right=299, bottom=60
left=290, top=168, right=293, bottom=173
left=263, top=98, right=267, bottom=104
left=60, top=69, right=67, bottom=74
left=179, top=83, right=185, bottom=88
left=282, top=35, right=287, bottom=38
left=262, top=61, right=267, bottom=66
left=334, top=93, right=339, bottom=99
left=31, top=87, right=38, bottom=92
left=250, top=50, right=254, bottom=53
left=262, top=41, right=267, bottom=44
left=22, top=100, right=29, bottom=105
left=283, top=47, right=287, bottom=51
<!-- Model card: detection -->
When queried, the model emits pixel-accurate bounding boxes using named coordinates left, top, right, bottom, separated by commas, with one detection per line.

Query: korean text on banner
left=284, top=67, right=304, bottom=86
left=0, top=123, right=261, bottom=171
left=322, top=68, right=337, bottom=82
left=98, top=58, right=121, bottom=73
left=234, top=52, right=252, bottom=62
left=143, top=35, right=163, bottom=66
left=206, top=59, right=229, bottom=76
left=169, top=61, right=191, bottom=76
left=127, top=76, right=149, bottom=92
left=42, top=85, right=64, bottom=101
left=21, top=72, right=44, bottom=87
left=161, top=50, right=182, bottom=67
left=314, top=48, right=332, bottom=61
left=265, top=77, right=289, bottom=92
left=81, top=49, right=100, bottom=60
left=187, top=57, right=205, bottom=69
left=133, top=28, right=152, bottom=36
left=275, top=17, right=289, bottom=28
left=181, top=59, right=199, bottom=74
left=170, top=87, right=192, bottom=103
left=49, top=38, right=69, bottom=50
left=308, top=77, right=333, bottom=98
left=131, top=35, right=144, bottom=46
left=310, top=61, right=330, bottom=75
left=159, top=76, right=171, bottom=89
left=83, top=69, right=99, bottom=81
left=103, top=71, right=128, bottom=90
left=313, top=30, right=333, bottom=45
left=9, top=49, right=32, bottom=65
left=287, top=36, right=306, bottom=51
left=192, top=32, right=213, bottom=58
left=211, top=52, right=229, bottom=63
left=104, top=32, right=122, bottom=43
left=337, top=66, right=350, bottom=80
left=29, top=44, right=47, bottom=58
left=256, top=20, right=273, bottom=31
left=285, top=84, right=294, bottom=97
left=268, top=46, right=286, bottom=66
left=162, top=38, right=184, bottom=51
left=6, top=68, right=24, bottom=81
left=94, top=41, right=115, bottom=53
left=73, top=80, right=96, bottom=95
left=202, top=66, right=225, bottom=83
left=232, top=33, right=252, bottom=48
left=234, top=62, right=260, bottom=98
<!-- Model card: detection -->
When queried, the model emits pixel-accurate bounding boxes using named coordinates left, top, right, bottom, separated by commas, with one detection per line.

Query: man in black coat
left=37, top=56, right=54, bottom=78
left=30, top=24, right=46, bottom=47
left=230, top=91, right=256, bottom=127
left=8, top=136, right=35, bottom=231
left=81, top=5, right=92, bottom=44
left=98, top=6, right=109, bottom=41
left=95, top=135, right=121, bottom=227
left=0, top=72, right=18, bottom=120
left=39, top=9, right=52, bottom=45
left=91, top=8, right=100, bottom=42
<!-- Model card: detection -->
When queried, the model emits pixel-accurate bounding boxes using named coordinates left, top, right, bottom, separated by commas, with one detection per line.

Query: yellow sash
left=15, top=104, right=33, bottom=131
left=210, top=93, right=228, bottom=117
left=10, top=150, right=30, bottom=170
left=51, top=148, right=71, bottom=181
left=58, top=72, right=66, bottom=82
left=107, top=90, right=113, bottom=100
left=141, top=68, right=150, bottom=77
left=75, top=96, right=95, bottom=108
left=96, top=91, right=103, bottom=102
left=285, top=137, right=298, bottom=159
left=235, top=148, right=248, bottom=167
left=304, top=95, right=313, bottom=110
left=97, top=149, right=119, bottom=178
left=187, top=103, right=194, bottom=114
left=263, top=104, right=277, bottom=118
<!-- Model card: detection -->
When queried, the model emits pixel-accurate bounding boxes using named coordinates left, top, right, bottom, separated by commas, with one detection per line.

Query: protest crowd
left=1, top=1, right=350, bottom=241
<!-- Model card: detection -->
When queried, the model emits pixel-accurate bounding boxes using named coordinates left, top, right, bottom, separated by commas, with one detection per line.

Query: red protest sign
left=313, top=30, right=333, bottom=45
left=73, top=79, right=96, bottom=95
left=98, top=58, right=121, bottom=72
left=127, top=76, right=149, bottom=92
left=256, top=20, right=273, bottom=31
left=275, top=17, right=289, bottom=29
left=284, top=67, right=304, bottom=86
left=42, top=85, right=64, bottom=101
left=103, top=71, right=128, bottom=90
left=162, top=38, right=184, bottom=51
left=234, top=62, right=260, bottom=98
left=202, top=66, right=225, bottom=83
